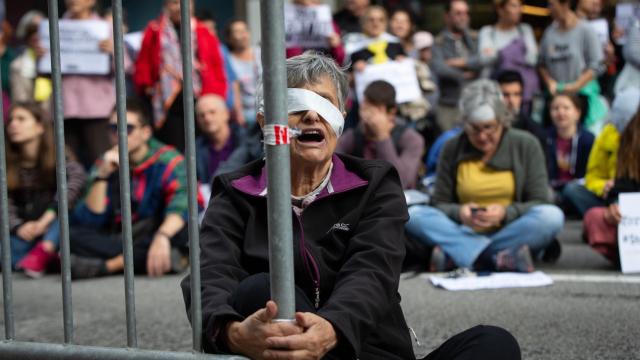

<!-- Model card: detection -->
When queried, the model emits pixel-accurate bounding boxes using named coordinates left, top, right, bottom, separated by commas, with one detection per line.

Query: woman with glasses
left=406, top=79, right=564, bottom=273
left=5, top=102, right=86, bottom=277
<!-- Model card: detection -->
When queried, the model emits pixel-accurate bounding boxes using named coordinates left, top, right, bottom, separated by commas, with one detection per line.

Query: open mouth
left=296, top=128, right=325, bottom=143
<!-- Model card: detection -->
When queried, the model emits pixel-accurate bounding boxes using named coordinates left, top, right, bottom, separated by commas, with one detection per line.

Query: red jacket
left=134, top=17, right=227, bottom=99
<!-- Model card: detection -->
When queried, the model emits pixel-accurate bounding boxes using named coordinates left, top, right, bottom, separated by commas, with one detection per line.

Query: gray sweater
left=539, top=20, right=604, bottom=83
left=478, top=23, right=538, bottom=77
left=431, top=29, right=482, bottom=106
left=432, top=128, right=550, bottom=225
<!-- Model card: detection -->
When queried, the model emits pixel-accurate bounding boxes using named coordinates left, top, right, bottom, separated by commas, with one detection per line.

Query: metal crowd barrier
left=0, top=0, right=291, bottom=357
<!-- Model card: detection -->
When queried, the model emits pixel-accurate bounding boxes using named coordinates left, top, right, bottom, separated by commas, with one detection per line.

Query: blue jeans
left=406, top=205, right=564, bottom=268
left=9, top=221, right=60, bottom=268
left=561, top=181, right=604, bottom=217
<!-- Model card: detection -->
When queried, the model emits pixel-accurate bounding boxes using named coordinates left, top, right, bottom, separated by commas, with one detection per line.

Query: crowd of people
left=2, top=0, right=639, bottom=280
left=2, top=0, right=639, bottom=358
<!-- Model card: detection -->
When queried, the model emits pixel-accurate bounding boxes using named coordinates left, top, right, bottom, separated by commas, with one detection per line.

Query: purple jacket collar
left=231, top=154, right=368, bottom=198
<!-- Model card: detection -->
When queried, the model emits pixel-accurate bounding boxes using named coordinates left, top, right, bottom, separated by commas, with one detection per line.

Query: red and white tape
left=263, top=124, right=291, bottom=145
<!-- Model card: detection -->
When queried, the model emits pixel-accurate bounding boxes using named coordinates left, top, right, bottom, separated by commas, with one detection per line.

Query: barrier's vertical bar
left=47, top=0, right=73, bottom=343
left=260, top=0, right=295, bottom=320
left=112, top=0, right=137, bottom=348
left=0, top=51, right=15, bottom=341
left=178, top=0, right=202, bottom=351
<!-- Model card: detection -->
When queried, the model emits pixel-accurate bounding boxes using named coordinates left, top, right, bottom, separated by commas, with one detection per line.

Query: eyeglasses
left=465, top=122, right=500, bottom=135
left=108, top=123, right=138, bottom=135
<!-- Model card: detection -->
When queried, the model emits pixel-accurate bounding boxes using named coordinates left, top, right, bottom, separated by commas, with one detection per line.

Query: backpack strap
left=352, top=127, right=365, bottom=158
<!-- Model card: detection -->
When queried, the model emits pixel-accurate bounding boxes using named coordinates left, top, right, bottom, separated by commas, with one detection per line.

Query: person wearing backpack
left=337, top=80, right=424, bottom=189
left=478, top=0, right=539, bottom=113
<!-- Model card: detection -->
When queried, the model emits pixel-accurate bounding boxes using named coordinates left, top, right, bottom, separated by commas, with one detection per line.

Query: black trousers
left=232, top=273, right=521, bottom=360
left=64, top=117, right=111, bottom=169
left=69, top=225, right=188, bottom=274
left=152, top=92, right=200, bottom=153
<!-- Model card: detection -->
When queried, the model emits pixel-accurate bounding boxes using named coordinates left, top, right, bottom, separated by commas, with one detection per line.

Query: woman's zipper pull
left=314, top=283, right=320, bottom=309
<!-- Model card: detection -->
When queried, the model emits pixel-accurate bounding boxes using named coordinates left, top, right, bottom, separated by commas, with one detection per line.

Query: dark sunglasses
left=108, top=123, right=138, bottom=134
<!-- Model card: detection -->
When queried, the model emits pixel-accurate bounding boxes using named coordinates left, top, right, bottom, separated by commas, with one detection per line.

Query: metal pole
left=260, top=0, right=295, bottom=320
left=47, top=0, right=74, bottom=344
left=0, top=341, right=249, bottom=360
left=112, top=0, right=138, bottom=348
left=178, top=0, right=202, bottom=351
left=0, top=46, right=15, bottom=341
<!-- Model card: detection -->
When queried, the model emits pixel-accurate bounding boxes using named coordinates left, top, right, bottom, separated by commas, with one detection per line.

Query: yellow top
left=367, top=41, right=390, bottom=64
left=456, top=159, right=515, bottom=207
left=585, top=123, right=619, bottom=197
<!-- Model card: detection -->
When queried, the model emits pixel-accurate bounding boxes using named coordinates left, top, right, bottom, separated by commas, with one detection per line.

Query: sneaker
left=541, top=238, right=562, bottom=263
left=16, top=242, right=58, bottom=279
left=495, top=245, right=534, bottom=273
left=428, top=246, right=455, bottom=272
left=70, top=254, right=108, bottom=279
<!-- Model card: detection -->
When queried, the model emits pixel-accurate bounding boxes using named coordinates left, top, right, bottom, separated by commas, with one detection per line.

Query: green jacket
left=432, top=128, right=550, bottom=225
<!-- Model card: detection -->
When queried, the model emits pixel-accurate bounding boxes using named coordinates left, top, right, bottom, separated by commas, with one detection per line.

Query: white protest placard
left=589, top=19, right=610, bottom=47
left=38, top=19, right=111, bottom=75
left=124, top=31, right=143, bottom=57
left=354, top=59, right=422, bottom=104
left=618, top=192, right=640, bottom=274
left=284, top=4, right=334, bottom=49
left=615, top=3, right=640, bottom=45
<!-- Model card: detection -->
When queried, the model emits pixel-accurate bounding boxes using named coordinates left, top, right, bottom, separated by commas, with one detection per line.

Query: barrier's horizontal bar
left=0, top=341, right=248, bottom=360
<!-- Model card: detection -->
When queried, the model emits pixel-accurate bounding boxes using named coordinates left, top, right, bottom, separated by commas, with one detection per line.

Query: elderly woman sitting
left=182, top=54, right=520, bottom=360
left=406, top=79, right=564, bottom=273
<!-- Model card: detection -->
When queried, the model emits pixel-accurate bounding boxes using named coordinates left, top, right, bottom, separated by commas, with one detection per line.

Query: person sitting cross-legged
left=69, top=98, right=198, bottom=279
left=406, top=79, right=564, bottom=273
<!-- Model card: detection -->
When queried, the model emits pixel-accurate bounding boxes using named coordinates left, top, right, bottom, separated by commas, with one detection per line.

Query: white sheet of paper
left=404, top=190, right=430, bottom=206
left=284, top=4, right=334, bottom=49
left=426, top=271, right=553, bottom=291
left=38, top=19, right=111, bottom=75
left=589, top=19, right=610, bottom=47
left=124, top=31, right=143, bottom=55
left=618, top=192, right=640, bottom=274
left=354, top=59, right=422, bottom=103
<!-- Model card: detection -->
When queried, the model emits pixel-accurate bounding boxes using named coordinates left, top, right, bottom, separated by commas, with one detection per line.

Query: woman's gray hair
left=458, top=79, right=511, bottom=127
left=256, top=51, right=349, bottom=113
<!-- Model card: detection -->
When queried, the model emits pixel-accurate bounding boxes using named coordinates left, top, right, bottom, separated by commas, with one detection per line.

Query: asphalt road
left=1, top=221, right=639, bottom=359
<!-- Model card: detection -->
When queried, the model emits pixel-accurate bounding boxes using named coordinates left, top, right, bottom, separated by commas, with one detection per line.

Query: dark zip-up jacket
left=181, top=154, right=415, bottom=359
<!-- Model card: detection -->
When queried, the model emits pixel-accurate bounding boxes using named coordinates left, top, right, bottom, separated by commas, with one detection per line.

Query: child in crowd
left=546, top=93, right=594, bottom=213
left=5, top=102, right=86, bottom=277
